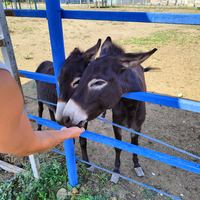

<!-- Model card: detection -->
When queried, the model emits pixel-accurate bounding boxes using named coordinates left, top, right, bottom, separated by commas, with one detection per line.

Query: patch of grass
left=82, top=35, right=91, bottom=39
left=0, top=156, right=174, bottom=200
left=111, top=21, right=125, bottom=25
left=23, top=53, right=32, bottom=60
left=8, top=26, right=37, bottom=34
left=0, top=160, right=68, bottom=200
left=120, top=30, right=200, bottom=50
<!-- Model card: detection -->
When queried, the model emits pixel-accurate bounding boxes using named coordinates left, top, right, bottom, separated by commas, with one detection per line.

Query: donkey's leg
left=49, top=109, right=55, bottom=121
left=37, top=101, right=44, bottom=131
left=110, top=125, right=122, bottom=183
left=131, top=127, right=144, bottom=177
left=79, top=123, right=94, bottom=172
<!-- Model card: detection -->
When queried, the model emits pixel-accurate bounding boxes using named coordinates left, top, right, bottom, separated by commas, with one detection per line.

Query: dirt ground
left=0, top=7, right=200, bottom=200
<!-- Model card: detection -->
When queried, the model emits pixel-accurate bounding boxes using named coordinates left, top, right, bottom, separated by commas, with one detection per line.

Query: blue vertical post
left=45, top=0, right=78, bottom=186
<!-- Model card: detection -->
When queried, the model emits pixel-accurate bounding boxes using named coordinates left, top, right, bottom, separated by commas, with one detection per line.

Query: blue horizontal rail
left=18, top=70, right=56, bottom=84
left=123, top=92, right=200, bottom=114
left=29, top=115, right=200, bottom=175
left=25, top=94, right=200, bottom=160
left=97, top=117, right=200, bottom=160
left=5, top=9, right=200, bottom=25
left=25, top=96, right=57, bottom=107
left=20, top=69, right=200, bottom=114
left=4, top=9, right=46, bottom=18
left=61, top=10, right=200, bottom=25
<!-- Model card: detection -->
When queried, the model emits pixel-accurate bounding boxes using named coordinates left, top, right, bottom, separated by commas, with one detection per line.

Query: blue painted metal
left=45, top=0, right=78, bottom=187
left=28, top=114, right=63, bottom=130
left=63, top=139, right=78, bottom=185
left=97, top=117, right=200, bottom=160
left=18, top=69, right=200, bottom=114
left=45, top=2, right=65, bottom=93
left=18, top=70, right=56, bottom=83
left=28, top=115, right=200, bottom=175
left=123, top=92, right=200, bottom=114
left=4, top=9, right=46, bottom=18
left=4, top=9, right=200, bottom=25
left=25, top=89, right=200, bottom=160
left=61, top=11, right=200, bottom=25
left=25, top=92, right=200, bottom=160
left=81, top=131, right=200, bottom=174
left=25, top=96, right=57, bottom=107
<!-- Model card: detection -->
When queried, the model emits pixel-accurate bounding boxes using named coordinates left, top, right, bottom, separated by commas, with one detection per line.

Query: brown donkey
left=56, top=37, right=157, bottom=182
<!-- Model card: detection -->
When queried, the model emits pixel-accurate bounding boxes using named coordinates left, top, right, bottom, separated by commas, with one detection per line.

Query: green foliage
left=0, top=158, right=173, bottom=200
left=0, top=160, right=68, bottom=200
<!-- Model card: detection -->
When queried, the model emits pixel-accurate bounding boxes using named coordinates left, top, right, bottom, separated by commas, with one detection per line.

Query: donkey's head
left=60, top=37, right=157, bottom=127
left=55, top=39, right=101, bottom=125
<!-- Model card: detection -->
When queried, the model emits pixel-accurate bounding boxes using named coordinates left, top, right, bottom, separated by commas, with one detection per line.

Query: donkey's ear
left=100, top=36, right=112, bottom=56
left=83, top=39, right=101, bottom=62
left=119, top=48, right=157, bottom=69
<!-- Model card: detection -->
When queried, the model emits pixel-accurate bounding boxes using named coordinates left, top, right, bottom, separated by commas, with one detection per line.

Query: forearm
left=19, top=128, right=82, bottom=157
left=0, top=111, right=84, bottom=157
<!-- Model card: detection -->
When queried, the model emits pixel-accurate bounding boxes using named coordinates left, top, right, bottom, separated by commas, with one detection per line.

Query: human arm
left=0, top=69, right=84, bottom=157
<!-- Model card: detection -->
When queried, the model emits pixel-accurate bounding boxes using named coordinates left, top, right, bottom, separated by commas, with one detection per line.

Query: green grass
left=119, top=30, right=200, bottom=50
left=8, top=26, right=37, bottom=34
left=0, top=156, right=173, bottom=200
left=0, top=160, right=68, bottom=199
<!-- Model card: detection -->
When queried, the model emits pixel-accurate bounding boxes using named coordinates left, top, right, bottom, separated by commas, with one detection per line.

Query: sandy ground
left=0, top=7, right=200, bottom=200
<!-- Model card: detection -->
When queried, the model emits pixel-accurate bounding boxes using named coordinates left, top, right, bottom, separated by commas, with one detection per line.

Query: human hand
left=61, top=126, right=85, bottom=139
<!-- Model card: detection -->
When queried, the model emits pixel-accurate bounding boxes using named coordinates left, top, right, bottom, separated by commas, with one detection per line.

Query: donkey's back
left=35, top=61, right=57, bottom=114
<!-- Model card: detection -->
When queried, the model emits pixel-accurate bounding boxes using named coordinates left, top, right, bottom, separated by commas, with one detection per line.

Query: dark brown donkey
left=56, top=36, right=157, bottom=183
left=35, top=39, right=101, bottom=131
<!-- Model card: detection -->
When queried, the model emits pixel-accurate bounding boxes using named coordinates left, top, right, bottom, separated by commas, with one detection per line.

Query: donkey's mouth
left=76, top=120, right=87, bottom=128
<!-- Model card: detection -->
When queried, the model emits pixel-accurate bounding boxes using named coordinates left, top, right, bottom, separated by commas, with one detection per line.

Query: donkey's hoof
left=110, top=173, right=120, bottom=183
left=87, top=165, right=95, bottom=173
left=134, top=167, right=145, bottom=177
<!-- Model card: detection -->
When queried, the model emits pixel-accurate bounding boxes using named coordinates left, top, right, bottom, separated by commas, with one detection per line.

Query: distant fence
left=61, top=0, right=200, bottom=8
left=3, top=0, right=200, bottom=9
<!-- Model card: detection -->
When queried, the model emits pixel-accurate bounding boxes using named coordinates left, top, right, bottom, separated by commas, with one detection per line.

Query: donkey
left=56, top=36, right=157, bottom=182
left=35, top=39, right=101, bottom=131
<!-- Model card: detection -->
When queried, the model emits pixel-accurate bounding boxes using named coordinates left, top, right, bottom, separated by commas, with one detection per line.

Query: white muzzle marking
left=55, top=102, right=67, bottom=122
left=63, top=99, right=88, bottom=125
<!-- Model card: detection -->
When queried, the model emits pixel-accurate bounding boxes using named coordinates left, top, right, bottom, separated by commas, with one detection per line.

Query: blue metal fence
left=5, top=1, right=200, bottom=199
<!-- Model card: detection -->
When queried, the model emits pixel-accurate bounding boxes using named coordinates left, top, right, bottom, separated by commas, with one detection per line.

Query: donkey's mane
left=106, top=42, right=125, bottom=56
left=70, top=47, right=84, bottom=56
left=66, top=48, right=84, bottom=61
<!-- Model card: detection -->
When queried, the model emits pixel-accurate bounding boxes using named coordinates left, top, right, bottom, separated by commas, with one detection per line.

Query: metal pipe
left=45, top=0, right=78, bottom=187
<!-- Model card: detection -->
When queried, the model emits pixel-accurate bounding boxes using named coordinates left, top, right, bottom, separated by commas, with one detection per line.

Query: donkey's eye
left=91, top=81, right=105, bottom=87
left=71, top=77, right=81, bottom=89
left=88, top=79, right=107, bottom=90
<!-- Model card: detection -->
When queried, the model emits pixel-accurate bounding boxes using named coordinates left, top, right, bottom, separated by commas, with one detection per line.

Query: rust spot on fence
left=0, top=39, right=6, bottom=47
left=4, top=10, right=16, bottom=17
left=19, top=73, right=25, bottom=78
left=30, top=119, right=36, bottom=123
